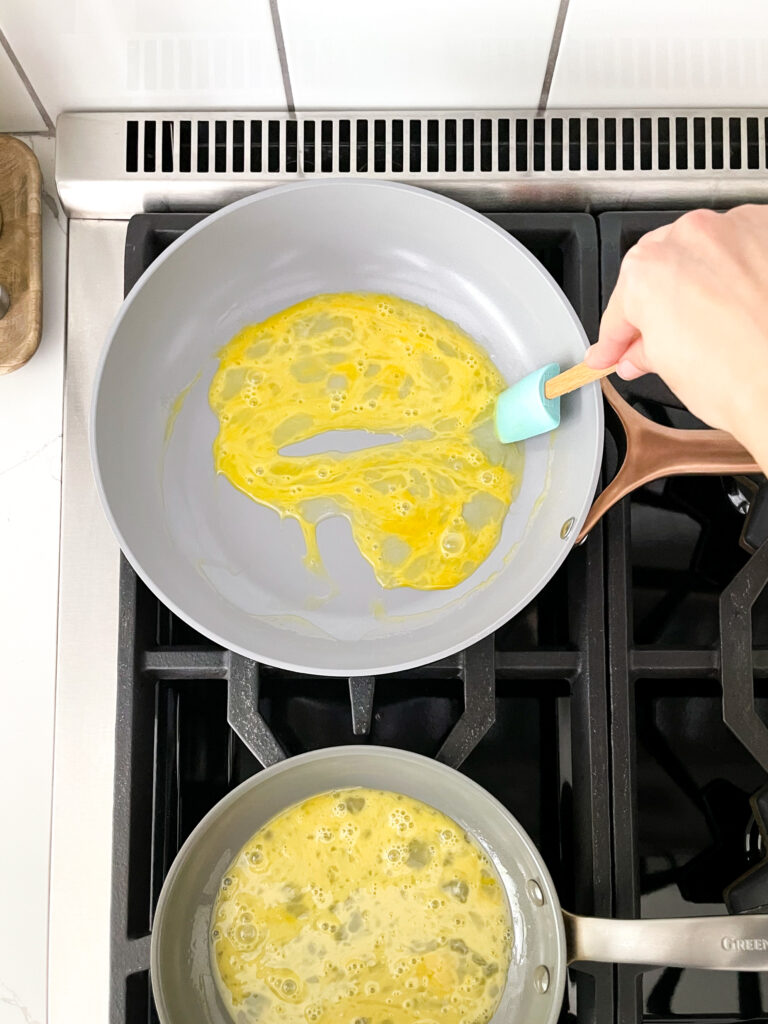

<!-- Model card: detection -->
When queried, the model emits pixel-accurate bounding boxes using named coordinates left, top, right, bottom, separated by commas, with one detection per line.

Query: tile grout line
left=268, top=0, right=296, bottom=115
left=537, top=0, right=571, bottom=116
left=0, top=25, right=55, bottom=135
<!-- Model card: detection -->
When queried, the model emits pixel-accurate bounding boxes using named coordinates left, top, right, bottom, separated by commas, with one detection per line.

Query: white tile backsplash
left=0, top=41, right=44, bottom=131
left=550, top=0, right=768, bottom=107
left=279, top=0, right=561, bottom=109
left=0, top=0, right=286, bottom=118
left=6, top=0, right=768, bottom=122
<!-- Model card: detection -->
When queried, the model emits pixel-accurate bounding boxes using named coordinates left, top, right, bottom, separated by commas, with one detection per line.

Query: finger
left=618, top=337, right=653, bottom=378
left=587, top=320, right=638, bottom=367
left=586, top=328, right=638, bottom=368
left=586, top=277, right=639, bottom=368
left=616, top=357, right=645, bottom=380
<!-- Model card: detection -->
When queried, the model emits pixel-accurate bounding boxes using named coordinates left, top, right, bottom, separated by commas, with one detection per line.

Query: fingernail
left=585, top=347, right=601, bottom=367
left=616, top=358, right=643, bottom=380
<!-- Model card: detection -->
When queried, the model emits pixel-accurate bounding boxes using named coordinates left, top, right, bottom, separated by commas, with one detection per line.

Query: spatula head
left=494, top=362, right=561, bottom=443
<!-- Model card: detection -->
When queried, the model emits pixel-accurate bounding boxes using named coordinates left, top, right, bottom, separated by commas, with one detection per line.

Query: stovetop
left=109, top=208, right=768, bottom=1024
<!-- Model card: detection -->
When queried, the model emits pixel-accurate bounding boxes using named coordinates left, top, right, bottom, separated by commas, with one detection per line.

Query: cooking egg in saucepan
left=210, top=788, right=513, bottom=1024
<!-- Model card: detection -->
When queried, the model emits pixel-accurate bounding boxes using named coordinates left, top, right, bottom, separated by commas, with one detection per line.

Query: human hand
left=585, top=205, right=768, bottom=470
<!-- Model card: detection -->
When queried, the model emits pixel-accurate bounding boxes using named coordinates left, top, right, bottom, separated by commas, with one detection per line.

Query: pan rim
left=149, top=743, right=567, bottom=1024
left=91, top=179, right=603, bottom=676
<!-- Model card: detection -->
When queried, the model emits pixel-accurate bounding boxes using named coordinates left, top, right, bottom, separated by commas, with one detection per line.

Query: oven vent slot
left=124, top=114, right=766, bottom=176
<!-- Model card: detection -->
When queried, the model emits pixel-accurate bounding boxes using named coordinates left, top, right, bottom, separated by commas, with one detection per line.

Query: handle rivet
left=533, top=965, right=550, bottom=994
left=526, top=878, right=545, bottom=905
left=560, top=517, right=575, bottom=540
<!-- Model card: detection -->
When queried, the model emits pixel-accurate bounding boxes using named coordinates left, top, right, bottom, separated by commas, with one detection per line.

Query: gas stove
left=51, top=111, right=768, bottom=1024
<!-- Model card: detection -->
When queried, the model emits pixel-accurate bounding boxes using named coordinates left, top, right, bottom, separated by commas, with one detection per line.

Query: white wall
left=3, top=0, right=768, bottom=133
left=0, top=40, right=44, bottom=131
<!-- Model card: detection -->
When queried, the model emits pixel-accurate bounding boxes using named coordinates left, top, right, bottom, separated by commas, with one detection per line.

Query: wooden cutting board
left=0, top=136, right=42, bottom=374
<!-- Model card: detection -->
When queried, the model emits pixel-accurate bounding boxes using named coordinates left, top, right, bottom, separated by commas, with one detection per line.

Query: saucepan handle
left=577, top=380, right=760, bottom=543
left=563, top=909, right=768, bottom=970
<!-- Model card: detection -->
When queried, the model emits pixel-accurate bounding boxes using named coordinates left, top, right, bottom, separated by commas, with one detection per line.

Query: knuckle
left=729, top=202, right=760, bottom=217
left=619, top=242, right=654, bottom=290
left=726, top=203, right=768, bottom=229
left=621, top=242, right=647, bottom=270
left=674, top=208, right=719, bottom=239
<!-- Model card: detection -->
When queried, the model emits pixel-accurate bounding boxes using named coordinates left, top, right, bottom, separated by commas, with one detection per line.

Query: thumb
left=587, top=270, right=640, bottom=368
left=616, top=357, right=645, bottom=380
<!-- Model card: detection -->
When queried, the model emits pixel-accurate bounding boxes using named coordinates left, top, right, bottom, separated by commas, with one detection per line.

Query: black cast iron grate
left=599, top=212, right=768, bottom=1023
left=109, top=208, right=768, bottom=1024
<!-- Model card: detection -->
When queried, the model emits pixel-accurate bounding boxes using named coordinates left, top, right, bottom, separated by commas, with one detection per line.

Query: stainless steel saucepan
left=151, top=747, right=768, bottom=1024
left=91, top=181, right=758, bottom=676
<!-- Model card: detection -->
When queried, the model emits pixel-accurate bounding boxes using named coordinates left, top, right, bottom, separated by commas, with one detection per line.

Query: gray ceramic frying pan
left=91, top=181, right=602, bottom=676
left=151, top=747, right=768, bottom=1024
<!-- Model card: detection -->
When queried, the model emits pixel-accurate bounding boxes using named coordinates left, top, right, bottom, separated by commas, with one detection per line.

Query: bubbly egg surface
left=208, top=294, right=523, bottom=590
left=211, top=788, right=512, bottom=1024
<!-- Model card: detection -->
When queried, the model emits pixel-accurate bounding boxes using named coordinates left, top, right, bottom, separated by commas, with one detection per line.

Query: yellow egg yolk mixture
left=211, top=788, right=512, bottom=1024
left=208, top=294, right=523, bottom=590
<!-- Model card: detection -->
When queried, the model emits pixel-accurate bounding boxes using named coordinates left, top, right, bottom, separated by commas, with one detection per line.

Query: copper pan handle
left=577, top=379, right=760, bottom=543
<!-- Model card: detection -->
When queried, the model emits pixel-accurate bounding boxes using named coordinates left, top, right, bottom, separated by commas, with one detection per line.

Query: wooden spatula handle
left=544, top=361, right=617, bottom=400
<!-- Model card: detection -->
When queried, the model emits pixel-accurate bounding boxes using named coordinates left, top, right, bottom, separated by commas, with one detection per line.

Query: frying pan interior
left=92, top=181, right=602, bottom=674
left=151, top=747, right=565, bottom=1024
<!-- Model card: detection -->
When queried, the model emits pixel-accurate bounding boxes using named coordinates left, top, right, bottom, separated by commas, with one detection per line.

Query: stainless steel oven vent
left=56, top=110, right=768, bottom=218
left=125, top=113, right=767, bottom=176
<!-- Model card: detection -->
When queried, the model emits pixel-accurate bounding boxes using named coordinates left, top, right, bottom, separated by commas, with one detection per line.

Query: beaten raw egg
left=211, top=788, right=512, bottom=1024
left=209, top=294, right=523, bottom=589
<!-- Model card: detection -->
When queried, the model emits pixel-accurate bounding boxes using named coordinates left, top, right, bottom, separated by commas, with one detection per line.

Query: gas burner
left=727, top=784, right=768, bottom=914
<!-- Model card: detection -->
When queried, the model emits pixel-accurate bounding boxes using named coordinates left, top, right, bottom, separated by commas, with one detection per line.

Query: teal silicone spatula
left=495, top=360, right=617, bottom=443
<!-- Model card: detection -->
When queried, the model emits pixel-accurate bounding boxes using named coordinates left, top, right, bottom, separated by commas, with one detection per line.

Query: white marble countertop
left=0, top=136, right=66, bottom=1024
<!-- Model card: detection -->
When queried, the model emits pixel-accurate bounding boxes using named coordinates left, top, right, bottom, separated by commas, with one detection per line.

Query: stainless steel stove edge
left=50, top=220, right=127, bottom=1024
